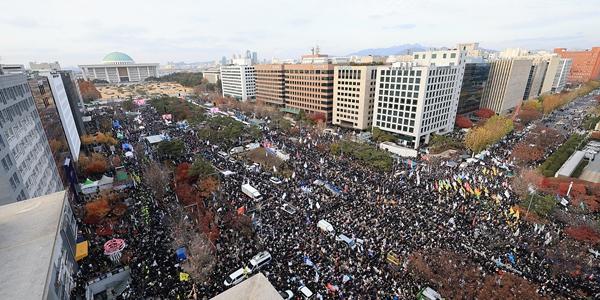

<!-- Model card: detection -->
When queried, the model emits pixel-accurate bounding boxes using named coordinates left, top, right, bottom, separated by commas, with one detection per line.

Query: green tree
left=157, top=139, right=185, bottom=158
left=188, top=156, right=216, bottom=179
left=372, top=127, right=396, bottom=143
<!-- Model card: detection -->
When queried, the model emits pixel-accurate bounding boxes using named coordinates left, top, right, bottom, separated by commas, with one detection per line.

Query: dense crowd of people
left=72, top=90, right=600, bottom=299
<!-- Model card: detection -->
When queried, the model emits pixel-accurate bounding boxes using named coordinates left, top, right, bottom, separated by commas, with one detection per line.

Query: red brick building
left=554, top=47, right=600, bottom=83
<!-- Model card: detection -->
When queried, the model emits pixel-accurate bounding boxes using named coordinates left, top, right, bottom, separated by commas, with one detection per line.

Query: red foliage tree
left=175, top=163, right=192, bottom=184
left=307, top=112, right=326, bottom=123
left=512, top=143, right=544, bottom=162
left=474, top=108, right=496, bottom=119
left=565, top=226, right=600, bottom=244
left=517, top=109, right=542, bottom=124
left=455, top=115, right=473, bottom=128
left=78, top=80, right=101, bottom=102
left=84, top=198, right=111, bottom=224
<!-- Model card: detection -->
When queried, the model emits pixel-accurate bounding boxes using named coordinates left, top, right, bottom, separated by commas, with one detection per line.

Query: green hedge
left=539, top=134, right=586, bottom=177
left=520, top=194, right=557, bottom=217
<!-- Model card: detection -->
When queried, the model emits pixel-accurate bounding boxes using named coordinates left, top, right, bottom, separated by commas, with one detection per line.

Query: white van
left=298, top=286, right=314, bottom=299
left=249, top=251, right=272, bottom=272
left=317, top=220, right=334, bottom=233
left=223, top=266, right=251, bottom=286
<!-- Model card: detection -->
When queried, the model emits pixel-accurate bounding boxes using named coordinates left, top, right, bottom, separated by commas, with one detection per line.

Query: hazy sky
left=2, top=0, right=599, bottom=67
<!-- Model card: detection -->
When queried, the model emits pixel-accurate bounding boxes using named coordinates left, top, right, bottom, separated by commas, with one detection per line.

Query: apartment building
left=255, top=64, right=285, bottom=108
left=554, top=47, right=600, bottom=83
left=283, top=64, right=335, bottom=122
left=0, top=73, right=62, bottom=205
left=373, top=60, right=464, bottom=149
left=480, top=58, right=532, bottom=114
left=332, top=65, right=378, bottom=130
left=220, top=65, right=256, bottom=101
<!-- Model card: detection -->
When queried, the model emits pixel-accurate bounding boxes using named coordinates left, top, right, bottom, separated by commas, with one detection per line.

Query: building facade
left=523, top=58, right=549, bottom=100
left=540, top=57, right=572, bottom=94
left=58, top=70, right=87, bottom=136
left=458, top=62, right=490, bottom=115
left=79, top=52, right=159, bottom=84
left=255, top=64, right=286, bottom=107
left=373, top=61, right=464, bottom=149
left=203, top=68, right=221, bottom=84
left=0, top=73, right=62, bottom=205
left=220, top=65, right=256, bottom=101
left=28, top=76, right=70, bottom=184
left=44, top=72, right=81, bottom=161
left=283, top=64, right=335, bottom=122
left=554, top=47, right=600, bottom=83
left=480, top=58, right=532, bottom=114
left=333, top=65, right=378, bottom=130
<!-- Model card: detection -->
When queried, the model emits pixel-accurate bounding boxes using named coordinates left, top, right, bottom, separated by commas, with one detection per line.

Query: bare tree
left=143, top=161, right=171, bottom=201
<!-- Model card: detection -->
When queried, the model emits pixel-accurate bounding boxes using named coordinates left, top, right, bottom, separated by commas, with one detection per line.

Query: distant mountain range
left=347, top=43, right=427, bottom=56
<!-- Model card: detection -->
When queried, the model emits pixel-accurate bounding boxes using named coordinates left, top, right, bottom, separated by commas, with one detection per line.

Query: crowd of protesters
left=72, top=90, right=600, bottom=299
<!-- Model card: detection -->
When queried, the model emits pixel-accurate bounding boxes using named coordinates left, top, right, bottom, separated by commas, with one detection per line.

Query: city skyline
left=2, top=0, right=599, bottom=67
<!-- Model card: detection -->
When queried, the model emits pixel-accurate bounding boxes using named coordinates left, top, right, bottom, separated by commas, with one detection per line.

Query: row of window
left=0, top=83, right=28, bottom=105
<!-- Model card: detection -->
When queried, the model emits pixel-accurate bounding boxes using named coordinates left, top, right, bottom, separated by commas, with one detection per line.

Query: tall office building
left=523, top=58, right=549, bottom=100
left=28, top=76, right=71, bottom=183
left=43, top=72, right=81, bottom=161
left=0, top=73, right=62, bottom=205
left=480, top=58, right=532, bottom=114
left=220, top=65, right=256, bottom=101
left=554, top=47, right=600, bottom=83
left=373, top=48, right=465, bottom=149
left=255, top=64, right=286, bottom=107
left=283, top=63, right=335, bottom=122
left=332, top=65, right=378, bottom=130
left=540, top=58, right=572, bottom=94
left=457, top=62, right=490, bottom=115
left=58, top=70, right=87, bottom=136
left=29, top=61, right=61, bottom=72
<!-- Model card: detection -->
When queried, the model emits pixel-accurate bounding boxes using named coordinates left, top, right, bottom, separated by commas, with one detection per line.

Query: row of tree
left=146, top=72, right=204, bottom=87
left=464, top=116, right=514, bottom=153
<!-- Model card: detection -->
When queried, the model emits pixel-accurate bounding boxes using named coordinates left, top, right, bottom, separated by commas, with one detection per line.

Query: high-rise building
left=220, top=65, right=256, bottom=101
left=283, top=63, right=335, bottom=122
left=79, top=52, right=159, bottom=83
left=42, top=72, right=81, bottom=161
left=0, top=73, right=62, bottom=205
left=373, top=48, right=465, bottom=149
left=251, top=52, right=258, bottom=65
left=480, top=58, right=532, bottom=114
left=28, top=75, right=71, bottom=184
left=457, top=62, right=490, bottom=115
left=255, top=64, right=286, bottom=108
left=58, top=70, right=86, bottom=136
left=540, top=58, right=572, bottom=94
left=0, top=64, right=25, bottom=75
left=523, top=58, right=549, bottom=100
left=332, top=65, right=378, bottom=130
left=553, top=47, right=600, bottom=83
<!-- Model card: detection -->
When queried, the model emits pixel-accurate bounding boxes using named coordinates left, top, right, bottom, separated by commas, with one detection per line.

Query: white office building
left=44, top=72, right=81, bottom=161
left=373, top=49, right=465, bottom=149
left=541, top=57, right=572, bottom=94
left=79, top=52, right=159, bottom=84
left=0, top=73, right=62, bottom=205
left=220, top=65, right=256, bottom=101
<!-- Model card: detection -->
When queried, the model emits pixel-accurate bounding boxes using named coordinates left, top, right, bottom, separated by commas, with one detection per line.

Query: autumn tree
left=474, top=108, right=495, bottom=119
left=84, top=198, right=111, bottom=224
left=464, top=116, right=514, bottom=152
left=78, top=80, right=101, bottom=102
left=512, top=143, right=544, bottom=163
left=517, top=109, right=542, bottom=124
left=455, top=115, right=474, bottom=128
left=79, top=153, right=109, bottom=176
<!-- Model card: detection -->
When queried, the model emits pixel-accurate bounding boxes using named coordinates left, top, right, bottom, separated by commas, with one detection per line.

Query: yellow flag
left=180, top=272, right=190, bottom=281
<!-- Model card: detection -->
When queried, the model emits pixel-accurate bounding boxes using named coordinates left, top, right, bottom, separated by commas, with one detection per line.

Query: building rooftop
left=210, top=273, right=282, bottom=300
left=556, top=150, right=586, bottom=177
left=0, top=191, right=66, bottom=300
left=102, top=52, right=135, bottom=64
